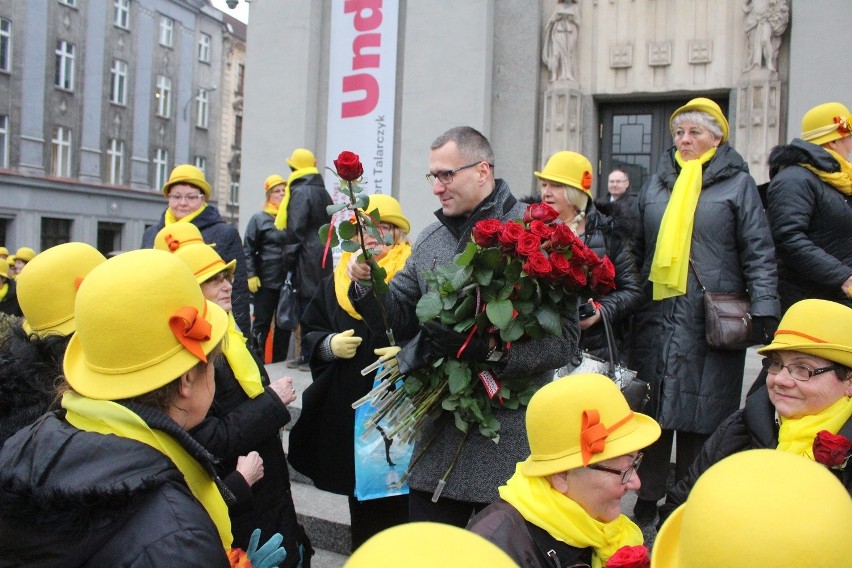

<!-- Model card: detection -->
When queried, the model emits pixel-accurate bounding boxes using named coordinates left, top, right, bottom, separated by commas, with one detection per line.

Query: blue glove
left=247, top=529, right=286, bottom=568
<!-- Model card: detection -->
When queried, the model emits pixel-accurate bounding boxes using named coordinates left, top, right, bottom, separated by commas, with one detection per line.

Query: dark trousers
left=348, top=494, right=409, bottom=551
left=636, top=429, right=710, bottom=502
left=408, top=489, right=490, bottom=528
left=251, top=286, right=290, bottom=363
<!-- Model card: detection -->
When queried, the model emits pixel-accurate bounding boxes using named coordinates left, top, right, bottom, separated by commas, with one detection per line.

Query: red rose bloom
left=572, top=241, right=601, bottom=266
left=549, top=223, right=581, bottom=248
left=605, top=545, right=650, bottom=568
left=516, top=233, right=542, bottom=256
left=549, top=251, right=572, bottom=276
left=523, top=202, right=560, bottom=224
left=528, top=220, right=554, bottom=239
left=498, top=221, right=526, bottom=250
left=813, top=430, right=852, bottom=469
left=472, top=219, right=504, bottom=247
left=589, top=255, right=617, bottom=295
left=334, top=150, right=364, bottom=181
left=523, top=251, right=552, bottom=278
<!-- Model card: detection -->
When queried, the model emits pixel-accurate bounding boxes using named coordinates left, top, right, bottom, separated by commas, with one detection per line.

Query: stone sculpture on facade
left=542, top=0, right=580, bottom=82
left=743, top=0, right=789, bottom=72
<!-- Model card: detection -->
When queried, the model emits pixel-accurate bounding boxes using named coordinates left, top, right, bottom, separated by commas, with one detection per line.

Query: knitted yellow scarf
left=649, top=147, right=717, bottom=300
left=273, top=169, right=318, bottom=230
left=165, top=203, right=208, bottom=226
left=334, top=242, right=411, bottom=320
left=62, top=391, right=233, bottom=549
left=777, top=395, right=852, bottom=459
left=223, top=312, right=264, bottom=398
left=498, top=464, right=643, bottom=568
left=800, top=148, right=852, bottom=195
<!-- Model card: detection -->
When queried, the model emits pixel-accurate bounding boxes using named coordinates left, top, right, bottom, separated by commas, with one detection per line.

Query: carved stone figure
left=743, top=0, right=789, bottom=72
left=542, top=0, right=580, bottom=82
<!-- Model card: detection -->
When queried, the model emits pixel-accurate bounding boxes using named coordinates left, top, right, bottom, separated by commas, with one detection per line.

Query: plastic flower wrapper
left=353, top=202, right=616, bottom=443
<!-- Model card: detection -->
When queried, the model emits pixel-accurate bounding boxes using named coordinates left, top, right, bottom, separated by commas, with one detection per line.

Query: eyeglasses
left=762, top=357, right=844, bottom=382
left=204, top=271, right=234, bottom=285
left=168, top=193, right=205, bottom=203
left=587, top=453, right=643, bottom=484
left=425, top=161, right=492, bottom=185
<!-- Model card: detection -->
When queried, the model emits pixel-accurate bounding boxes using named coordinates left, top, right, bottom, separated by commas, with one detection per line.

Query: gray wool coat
left=629, top=144, right=780, bottom=434
left=351, top=179, right=578, bottom=504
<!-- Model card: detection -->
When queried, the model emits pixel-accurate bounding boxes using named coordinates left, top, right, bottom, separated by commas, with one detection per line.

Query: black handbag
left=275, top=273, right=300, bottom=331
left=690, top=260, right=753, bottom=350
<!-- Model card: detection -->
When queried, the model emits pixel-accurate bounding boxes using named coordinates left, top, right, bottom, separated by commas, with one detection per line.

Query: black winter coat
left=244, top=210, right=289, bottom=290
left=0, top=279, right=21, bottom=317
left=630, top=144, right=780, bottom=434
left=142, top=205, right=251, bottom=334
left=659, top=385, right=852, bottom=525
left=283, top=174, right=333, bottom=300
left=0, top=412, right=229, bottom=568
left=766, top=138, right=852, bottom=309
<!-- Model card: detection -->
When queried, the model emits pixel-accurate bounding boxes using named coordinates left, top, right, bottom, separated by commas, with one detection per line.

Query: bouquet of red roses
left=354, top=202, right=615, bottom=442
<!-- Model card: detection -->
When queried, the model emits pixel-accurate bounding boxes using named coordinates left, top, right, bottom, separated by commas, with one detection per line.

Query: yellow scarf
left=274, top=169, right=318, bottom=230
left=777, top=396, right=852, bottom=459
left=263, top=202, right=279, bottom=217
left=649, top=147, right=717, bottom=300
left=266, top=186, right=291, bottom=228
left=61, top=392, right=233, bottom=549
left=800, top=148, right=852, bottom=195
left=334, top=242, right=412, bottom=320
left=498, top=464, right=643, bottom=568
left=165, top=203, right=208, bottom=226
left=0, top=282, right=7, bottom=303
left=223, top=312, right=264, bottom=398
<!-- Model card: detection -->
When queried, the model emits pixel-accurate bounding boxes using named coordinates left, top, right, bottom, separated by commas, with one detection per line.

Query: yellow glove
left=373, top=345, right=401, bottom=374
left=330, top=329, right=363, bottom=359
left=247, top=276, right=261, bottom=293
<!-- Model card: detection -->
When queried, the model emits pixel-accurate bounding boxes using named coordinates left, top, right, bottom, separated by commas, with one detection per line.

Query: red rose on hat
left=523, top=202, right=560, bottom=224
left=605, top=545, right=650, bottom=568
left=334, top=151, right=364, bottom=181
left=813, top=430, right=852, bottom=469
left=472, top=219, right=504, bottom=247
left=516, top=233, right=542, bottom=257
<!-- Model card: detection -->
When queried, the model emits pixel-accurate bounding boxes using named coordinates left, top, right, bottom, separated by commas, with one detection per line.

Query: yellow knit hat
left=287, top=148, right=316, bottom=170
left=800, top=102, right=852, bottom=146
left=63, top=249, right=228, bottom=400
left=153, top=223, right=207, bottom=252
left=264, top=174, right=287, bottom=192
left=670, top=97, right=730, bottom=143
left=173, top=242, right=236, bottom=284
left=652, top=449, right=852, bottom=567
left=534, top=151, right=594, bottom=197
left=162, top=164, right=212, bottom=200
left=757, top=299, right=852, bottom=367
left=17, top=242, right=107, bottom=337
left=15, top=247, right=37, bottom=263
left=365, top=194, right=410, bottom=233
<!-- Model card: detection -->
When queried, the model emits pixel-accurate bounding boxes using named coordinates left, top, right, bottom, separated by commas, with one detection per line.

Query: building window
left=236, top=63, right=244, bottom=95
left=195, top=89, right=210, bottom=128
left=229, top=180, right=239, bottom=206
left=159, top=15, right=173, bottom=47
left=107, top=138, right=124, bottom=185
left=193, top=156, right=207, bottom=176
left=54, top=40, right=74, bottom=90
left=41, top=217, right=72, bottom=250
left=109, top=59, right=128, bottom=105
left=156, top=75, right=172, bottom=118
left=153, top=148, right=169, bottom=190
left=113, top=0, right=130, bottom=29
left=0, top=115, right=8, bottom=169
left=51, top=126, right=72, bottom=177
left=97, top=222, right=123, bottom=256
left=0, top=19, right=11, bottom=73
left=58, top=0, right=77, bottom=6
left=233, top=114, right=242, bottom=148
left=198, top=33, right=211, bottom=63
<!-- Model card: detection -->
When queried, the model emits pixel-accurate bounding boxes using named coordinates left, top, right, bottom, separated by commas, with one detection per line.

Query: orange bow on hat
left=580, top=409, right=634, bottom=466
left=170, top=305, right=213, bottom=363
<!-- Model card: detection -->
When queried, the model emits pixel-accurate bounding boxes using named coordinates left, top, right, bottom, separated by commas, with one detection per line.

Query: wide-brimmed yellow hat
left=173, top=242, right=236, bottom=284
left=345, top=522, right=519, bottom=567
left=757, top=299, right=852, bottom=367
left=652, top=449, right=852, bottom=567
left=153, top=223, right=207, bottom=252
left=162, top=164, right=211, bottom=200
left=365, top=194, right=410, bottom=233
left=264, top=174, right=287, bottom=192
left=287, top=148, right=316, bottom=170
left=15, top=247, right=37, bottom=263
left=0, top=246, right=8, bottom=257
left=800, top=102, right=852, bottom=146
left=522, top=373, right=660, bottom=477
left=64, top=249, right=228, bottom=400
left=534, top=151, right=594, bottom=197
left=17, top=243, right=107, bottom=337
left=670, top=97, right=729, bottom=143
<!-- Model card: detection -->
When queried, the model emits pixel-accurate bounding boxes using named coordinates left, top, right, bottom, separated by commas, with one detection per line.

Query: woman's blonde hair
left=562, top=185, right=590, bottom=235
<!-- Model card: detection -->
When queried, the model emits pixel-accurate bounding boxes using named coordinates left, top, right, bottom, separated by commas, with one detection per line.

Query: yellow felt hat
left=757, top=299, right=852, bottom=367
left=652, top=449, right=852, bottom=568
left=365, top=194, right=410, bottom=233
left=345, top=522, right=519, bottom=568
left=800, top=102, right=852, bottom=146
left=670, top=97, right=730, bottom=143
left=534, top=151, right=594, bottom=197
left=63, top=249, right=228, bottom=400
left=153, top=223, right=207, bottom=252
left=0, top=246, right=8, bottom=257
left=287, top=148, right=316, bottom=170
left=522, top=373, right=661, bottom=477
left=162, top=164, right=212, bottom=200
left=17, top=242, right=107, bottom=337
left=7, top=256, right=15, bottom=267
left=15, top=247, right=37, bottom=263
left=264, top=174, right=287, bottom=192
left=173, top=242, right=236, bottom=284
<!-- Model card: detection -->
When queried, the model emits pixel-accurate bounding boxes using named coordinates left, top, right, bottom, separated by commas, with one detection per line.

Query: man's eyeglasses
left=761, top=357, right=844, bottom=382
left=169, top=193, right=205, bottom=203
left=587, top=453, right=643, bottom=484
left=205, top=271, right=234, bottom=285
left=425, top=161, right=493, bottom=185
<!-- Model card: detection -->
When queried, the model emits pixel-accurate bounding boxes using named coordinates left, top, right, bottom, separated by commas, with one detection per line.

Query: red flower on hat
left=813, top=430, right=852, bottom=469
left=582, top=171, right=593, bottom=190
left=606, top=545, right=650, bottom=568
left=834, top=115, right=851, bottom=136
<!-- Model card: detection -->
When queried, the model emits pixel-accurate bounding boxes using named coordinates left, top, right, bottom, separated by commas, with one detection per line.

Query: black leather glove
left=397, top=332, right=441, bottom=375
left=750, top=315, right=779, bottom=345
left=420, top=320, right=492, bottom=362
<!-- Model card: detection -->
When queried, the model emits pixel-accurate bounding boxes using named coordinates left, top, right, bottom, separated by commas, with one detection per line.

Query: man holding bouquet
left=347, top=126, right=578, bottom=526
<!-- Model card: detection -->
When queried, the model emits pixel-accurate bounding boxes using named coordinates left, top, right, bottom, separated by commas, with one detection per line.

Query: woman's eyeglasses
left=587, top=453, right=643, bottom=484
left=205, top=271, right=234, bottom=285
left=168, top=193, right=205, bottom=203
left=761, top=357, right=844, bottom=382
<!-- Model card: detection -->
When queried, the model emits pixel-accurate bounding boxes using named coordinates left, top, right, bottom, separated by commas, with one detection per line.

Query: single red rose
left=605, top=545, right=650, bottom=568
left=560, top=261, right=588, bottom=288
left=590, top=255, right=617, bottom=295
left=523, top=202, right=560, bottom=224
left=549, top=223, right=581, bottom=248
left=813, top=430, right=852, bottom=469
left=549, top=251, right=572, bottom=276
left=498, top=221, right=526, bottom=250
left=334, top=150, right=364, bottom=181
left=523, top=251, right=552, bottom=278
left=572, top=241, right=601, bottom=266
left=472, top=219, right=504, bottom=247
left=516, top=233, right=542, bottom=256
left=529, top=219, right=554, bottom=239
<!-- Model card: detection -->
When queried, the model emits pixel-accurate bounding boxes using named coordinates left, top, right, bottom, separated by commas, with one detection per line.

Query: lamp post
left=183, top=86, right=217, bottom=121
